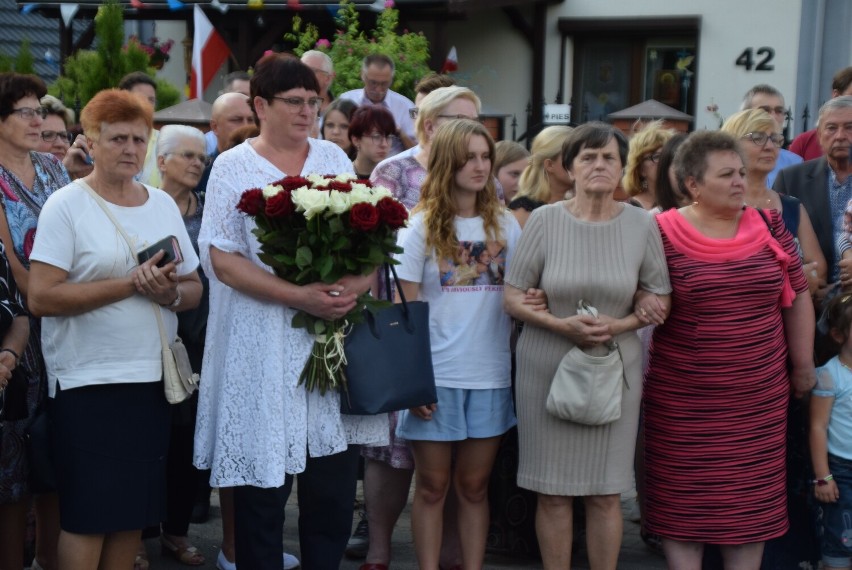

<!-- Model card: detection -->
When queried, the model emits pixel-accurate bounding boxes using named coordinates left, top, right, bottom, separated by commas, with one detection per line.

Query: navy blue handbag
left=341, top=264, right=437, bottom=415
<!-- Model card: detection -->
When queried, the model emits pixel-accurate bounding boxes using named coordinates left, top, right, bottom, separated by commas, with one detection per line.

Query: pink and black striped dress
left=644, top=207, right=808, bottom=544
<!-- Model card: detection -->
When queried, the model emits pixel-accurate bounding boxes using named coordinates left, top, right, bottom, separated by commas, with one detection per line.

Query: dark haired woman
left=192, top=54, right=386, bottom=569
left=349, top=105, right=396, bottom=179
left=504, top=122, right=670, bottom=569
left=321, top=98, right=358, bottom=159
left=0, top=71, right=70, bottom=570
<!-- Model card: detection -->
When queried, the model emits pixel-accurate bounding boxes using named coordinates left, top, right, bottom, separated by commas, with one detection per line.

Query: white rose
left=327, top=190, right=351, bottom=214
left=262, top=184, right=283, bottom=198
left=348, top=186, right=373, bottom=205
left=292, top=187, right=330, bottom=219
left=371, top=185, right=393, bottom=201
left=335, top=173, right=357, bottom=182
left=306, top=173, right=327, bottom=186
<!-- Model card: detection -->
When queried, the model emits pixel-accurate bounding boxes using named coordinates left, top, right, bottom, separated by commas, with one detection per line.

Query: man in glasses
left=775, top=96, right=852, bottom=339
left=339, top=54, right=416, bottom=156
left=741, top=83, right=802, bottom=187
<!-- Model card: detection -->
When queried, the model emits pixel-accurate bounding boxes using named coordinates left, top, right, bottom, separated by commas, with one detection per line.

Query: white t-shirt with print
left=30, top=181, right=199, bottom=396
left=395, top=211, right=521, bottom=390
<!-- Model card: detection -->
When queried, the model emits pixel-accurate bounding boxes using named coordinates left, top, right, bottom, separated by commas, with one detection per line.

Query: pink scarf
left=657, top=207, right=796, bottom=307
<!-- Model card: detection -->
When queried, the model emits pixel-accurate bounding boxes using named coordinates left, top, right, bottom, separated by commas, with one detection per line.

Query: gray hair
left=40, top=94, right=74, bottom=126
left=156, top=124, right=206, bottom=159
left=301, top=50, right=333, bottom=73
left=819, top=95, right=852, bottom=121
left=740, top=84, right=784, bottom=111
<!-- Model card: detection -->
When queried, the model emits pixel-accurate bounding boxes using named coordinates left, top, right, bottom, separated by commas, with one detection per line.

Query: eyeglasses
left=9, top=107, right=48, bottom=120
left=270, top=96, right=324, bottom=112
left=757, top=105, right=786, bottom=116
left=308, top=67, right=331, bottom=78
left=436, top=114, right=484, bottom=123
left=364, top=133, right=397, bottom=145
left=743, top=132, right=785, bottom=147
left=41, top=130, right=71, bottom=143
left=409, top=107, right=418, bottom=120
left=643, top=152, right=663, bottom=164
left=167, top=151, right=212, bottom=166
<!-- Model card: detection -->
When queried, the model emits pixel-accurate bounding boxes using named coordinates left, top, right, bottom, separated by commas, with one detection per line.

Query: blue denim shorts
left=819, top=454, right=852, bottom=568
left=396, top=386, right=516, bottom=441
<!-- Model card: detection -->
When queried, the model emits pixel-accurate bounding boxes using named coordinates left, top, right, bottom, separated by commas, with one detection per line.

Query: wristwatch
left=162, top=286, right=182, bottom=309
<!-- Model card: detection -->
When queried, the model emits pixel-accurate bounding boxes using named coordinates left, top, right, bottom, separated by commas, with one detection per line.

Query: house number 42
left=736, top=47, right=775, bottom=71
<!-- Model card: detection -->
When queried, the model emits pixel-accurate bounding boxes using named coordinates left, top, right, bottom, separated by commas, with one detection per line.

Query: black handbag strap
left=384, top=263, right=409, bottom=308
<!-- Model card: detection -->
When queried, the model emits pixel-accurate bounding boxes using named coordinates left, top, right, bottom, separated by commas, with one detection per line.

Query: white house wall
left=548, top=0, right=803, bottom=131
left=443, top=9, right=533, bottom=138
left=444, top=0, right=805, bottom=136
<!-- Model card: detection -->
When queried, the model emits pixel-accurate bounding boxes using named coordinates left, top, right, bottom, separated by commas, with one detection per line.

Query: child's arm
left=810, top=386, right=839, bottom=503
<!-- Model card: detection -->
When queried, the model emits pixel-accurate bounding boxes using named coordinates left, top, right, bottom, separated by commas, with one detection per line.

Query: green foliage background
left=49, top=0, right=179, bottom=112
left=285, top=0, right=430, bottom=101
left=0, top=39, right=36, bottom=74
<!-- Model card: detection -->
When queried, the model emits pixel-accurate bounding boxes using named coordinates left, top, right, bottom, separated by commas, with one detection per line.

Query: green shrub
left=285, top=0, right=430, bottom=101
left=49, top=0, right=179, bottom=111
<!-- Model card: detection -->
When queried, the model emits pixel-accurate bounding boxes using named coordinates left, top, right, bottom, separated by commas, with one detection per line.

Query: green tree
left=14, top=39, right=35, bottom=74
left=49, top=0, right=179, bottom=111
left=0, top=40, right=36, bottom=74
left=285, top=0, right=430, bottom=101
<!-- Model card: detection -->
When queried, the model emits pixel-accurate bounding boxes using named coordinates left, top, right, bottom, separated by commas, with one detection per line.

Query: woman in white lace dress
left=192, top=54, right=387, bottom=570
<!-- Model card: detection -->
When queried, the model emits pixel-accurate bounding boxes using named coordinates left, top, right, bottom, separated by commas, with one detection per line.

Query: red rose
left=265, top=190, right=295, bottom=218
left=376, top=197, right=409, bottom=229
left=349, top=203, right=380, bottom=231
left=272, top=176, right=310, bottom=192
left=237, top=189, right=265, bottom=216
left=355, top=178, right=372, bottom=187
left=327, top=180, right=353, bottom=193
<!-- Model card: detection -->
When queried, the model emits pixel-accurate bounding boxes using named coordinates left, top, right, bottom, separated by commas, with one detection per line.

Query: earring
left=641, top=179, right=648, bottom=190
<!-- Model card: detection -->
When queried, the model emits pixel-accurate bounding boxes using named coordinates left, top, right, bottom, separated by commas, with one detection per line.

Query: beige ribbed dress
left=505, top=203, right=670, bottom=496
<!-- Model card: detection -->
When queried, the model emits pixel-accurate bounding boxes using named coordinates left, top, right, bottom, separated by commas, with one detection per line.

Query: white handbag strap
left=78, top=179, right=171, bottom=352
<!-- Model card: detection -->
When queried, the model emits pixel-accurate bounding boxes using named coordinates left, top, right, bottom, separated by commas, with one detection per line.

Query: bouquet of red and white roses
left=236, top=173, right=409, bottom=394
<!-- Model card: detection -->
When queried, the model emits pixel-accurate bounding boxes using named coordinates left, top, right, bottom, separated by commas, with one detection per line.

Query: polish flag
left=190, top=4, right=231, bottom=99
left=441, top=46, right=458, bottom=73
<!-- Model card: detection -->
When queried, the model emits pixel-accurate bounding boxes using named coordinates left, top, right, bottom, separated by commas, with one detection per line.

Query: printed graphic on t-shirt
left=438, top=240, right=506, bottom=287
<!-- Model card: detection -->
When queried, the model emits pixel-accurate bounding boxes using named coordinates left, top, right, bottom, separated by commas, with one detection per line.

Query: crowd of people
left=0, top=46, right=850, bottom=570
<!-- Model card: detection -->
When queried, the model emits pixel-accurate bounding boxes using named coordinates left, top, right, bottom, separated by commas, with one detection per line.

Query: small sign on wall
left=543, top=103, right=571, bottom=125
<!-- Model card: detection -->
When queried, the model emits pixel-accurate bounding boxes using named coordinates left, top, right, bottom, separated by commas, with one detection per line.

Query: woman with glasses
left=623, top=121, right=674, bottom=210
left=151, top=124, right=209, bottom=567
left=193, top=54, right=386, bottom=569
left=37, top=95, right=73, bottom=162
left=349, top=106, right=396, bottom=180
left=722, top=109, right=826, bottom=294
left=0, top=72, right=70, bottom=570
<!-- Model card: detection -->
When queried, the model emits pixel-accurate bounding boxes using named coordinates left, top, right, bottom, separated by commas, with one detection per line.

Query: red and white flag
left=190, top=4, right=231, bottom=99
left=441, top=46, right=458, bottom=73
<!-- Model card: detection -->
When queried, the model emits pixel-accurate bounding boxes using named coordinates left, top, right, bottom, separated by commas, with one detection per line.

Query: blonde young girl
left=812, top=294, right=852, bottom=570
left=394, top=119, right=521, bottom=570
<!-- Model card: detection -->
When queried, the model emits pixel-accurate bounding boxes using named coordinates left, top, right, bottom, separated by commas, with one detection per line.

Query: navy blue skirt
left=53, top=381, right=169, bottom=534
